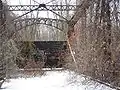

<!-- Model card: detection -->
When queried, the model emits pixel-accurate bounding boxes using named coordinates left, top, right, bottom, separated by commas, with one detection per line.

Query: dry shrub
left=66, top=0, right=120, bottom=88
left=22, top=60, right=44, bottom=77
left=0, top=1, right=19, bottom=82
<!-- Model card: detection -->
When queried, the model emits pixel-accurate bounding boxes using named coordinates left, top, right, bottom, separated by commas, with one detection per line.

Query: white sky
left=6, top=0, right=76, bottom=5
left=6, top=0, right=55, bottom=5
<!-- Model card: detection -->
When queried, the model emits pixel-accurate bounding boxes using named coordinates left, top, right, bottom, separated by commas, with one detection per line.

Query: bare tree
left=0, top=1, right=19, bottom=87
left=65, top=0, right=120, bottom=89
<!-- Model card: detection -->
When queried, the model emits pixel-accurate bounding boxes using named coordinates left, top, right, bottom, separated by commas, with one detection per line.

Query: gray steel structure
left=6, top=5, right=79, bottom=11
left=14, top=18, right=68, bottom=31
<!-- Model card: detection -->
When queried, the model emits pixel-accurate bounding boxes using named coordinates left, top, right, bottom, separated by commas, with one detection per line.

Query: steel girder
left=14, top=18, right=68, bottom=31
left=6, top=5, right=78, bottom=11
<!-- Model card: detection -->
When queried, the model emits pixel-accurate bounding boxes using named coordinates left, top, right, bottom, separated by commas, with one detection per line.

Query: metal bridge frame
left=6, top=4, right=78, bottom=32
left=14, top=18, right=68, bottom=32
left=6, top=5, right=79, bottom=11
left=2, top=4, right=79, bottom=36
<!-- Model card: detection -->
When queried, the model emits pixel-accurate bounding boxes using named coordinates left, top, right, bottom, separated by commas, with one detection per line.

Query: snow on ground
left=1, top=70, right=115, bottom=90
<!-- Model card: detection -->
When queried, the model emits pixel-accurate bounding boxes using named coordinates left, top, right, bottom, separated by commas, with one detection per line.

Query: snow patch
left=1, top=71, right=115, bottom=90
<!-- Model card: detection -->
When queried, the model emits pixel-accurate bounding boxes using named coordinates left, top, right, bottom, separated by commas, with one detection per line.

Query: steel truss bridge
left=0, top=2, right=80, bottom=86
left=6, top=4, right=78, bottom=32
left=6, top=5, right=79, bottom=11
left=14, top=18, right=68, bottom=32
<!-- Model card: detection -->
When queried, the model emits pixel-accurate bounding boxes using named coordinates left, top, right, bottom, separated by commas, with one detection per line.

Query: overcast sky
left=6, top=0, right=52, bottom=5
